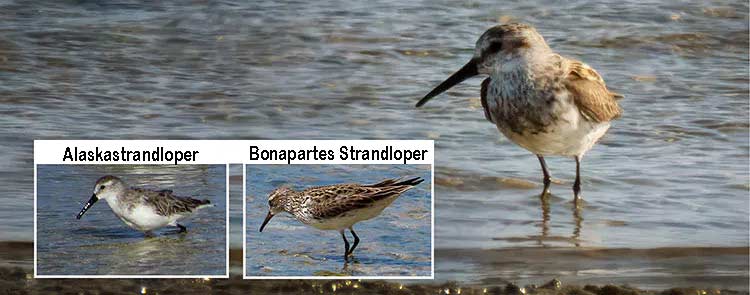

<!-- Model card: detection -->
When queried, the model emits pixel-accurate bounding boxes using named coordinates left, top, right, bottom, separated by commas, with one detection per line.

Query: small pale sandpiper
left=417, top=23, right=622, bottom=203
left=259, top=177, right=424, bottom=262
left=76, top=175, right=213, bottom=236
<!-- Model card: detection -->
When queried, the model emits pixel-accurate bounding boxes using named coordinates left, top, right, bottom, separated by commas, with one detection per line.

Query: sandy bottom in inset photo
left=36, top=165, right=227, bottom=276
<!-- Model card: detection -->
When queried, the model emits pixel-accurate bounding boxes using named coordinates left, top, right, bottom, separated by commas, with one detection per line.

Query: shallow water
left=36, top=165, right=227, bottom=275
left=0, top=0, right=748, bottom=287
left=245, top=165, right=431, bottom=277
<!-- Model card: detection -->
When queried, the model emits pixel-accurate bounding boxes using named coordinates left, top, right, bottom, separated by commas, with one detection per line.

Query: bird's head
left=416, top=23, right=548, bottom=107
left=259, top=186, right=294, bottom=232
left=76, top=175, right=125, bottom=219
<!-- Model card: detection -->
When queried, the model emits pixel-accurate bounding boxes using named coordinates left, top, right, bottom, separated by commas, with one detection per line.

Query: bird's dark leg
left=347, top=227, right=360, bottom=257
left=177, top=223, right=187, bottom=233
left=340, top=230, right=350, bottom=262
left=537, top=155, right=552, bottom=196
left=573, top=156, right=582, bottom=204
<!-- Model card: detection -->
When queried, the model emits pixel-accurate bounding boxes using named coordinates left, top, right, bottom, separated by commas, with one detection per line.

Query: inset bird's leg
left=537, top=155, right=552, bottom=196
left=177, top=223, right=187, bottom=233
left=340, top=230, right=350, bottom=262
left=573, top=156, right=582, bottom=204
left=347, top=226, right=360, bottom=257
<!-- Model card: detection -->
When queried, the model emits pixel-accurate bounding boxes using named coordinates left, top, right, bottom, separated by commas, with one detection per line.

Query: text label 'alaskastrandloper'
left=62, top=146, right=199, bottom=164
left=249, top=145, right=429, bottom=164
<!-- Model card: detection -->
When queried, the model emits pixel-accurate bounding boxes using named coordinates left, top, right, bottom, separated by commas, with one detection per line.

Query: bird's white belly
left=494, top=99, right=610, bottom=157
left=116, top=205, right=173, bottom=232
left=306, top=200, right=393, bottom=231
left=500, top=120, right=609, bottom=157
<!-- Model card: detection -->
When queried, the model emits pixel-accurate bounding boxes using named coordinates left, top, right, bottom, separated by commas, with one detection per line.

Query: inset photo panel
left=244, top=164, right=433, bottom=279
left=35, top=164, right=229, bottom=278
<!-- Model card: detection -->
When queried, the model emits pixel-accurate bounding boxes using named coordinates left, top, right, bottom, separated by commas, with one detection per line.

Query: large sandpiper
left=417, top=23, right=622, bottom=203
left=76, top=175, right=213, bottom=236
left=259, top=177, right=424, bottom=262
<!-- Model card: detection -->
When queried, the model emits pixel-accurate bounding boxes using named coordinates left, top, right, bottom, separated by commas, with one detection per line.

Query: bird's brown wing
left=306, top=180, right=417, bottom=219
left=564, top=59, right=623, bottom=122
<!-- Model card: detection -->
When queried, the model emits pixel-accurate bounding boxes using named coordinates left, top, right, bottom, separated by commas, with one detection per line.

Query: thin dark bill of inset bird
left=76, top=175, right=213, bottom=236
left=259, top=177, right=424, bottom=262
left=416, top=23, right=622, bottom=203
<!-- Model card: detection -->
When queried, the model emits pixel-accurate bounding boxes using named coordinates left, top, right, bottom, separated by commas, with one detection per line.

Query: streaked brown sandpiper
left=259, top=177, right=424, bottom=262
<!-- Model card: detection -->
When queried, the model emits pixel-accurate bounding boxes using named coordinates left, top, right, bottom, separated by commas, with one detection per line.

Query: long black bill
left=416, top=59, right=479, bottom=107
left=259, top=211, right=274, bottom=232
left=76, top=194, right=98, bottom=219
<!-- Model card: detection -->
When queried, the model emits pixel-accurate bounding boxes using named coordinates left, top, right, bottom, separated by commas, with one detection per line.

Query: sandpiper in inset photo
left=77, top=175, right=213, bottom=237
left=259, top=177, right=424, bottom=262
left=37, top=165, right=227, bottom=276
left=417, top=23, right=622, bottom=204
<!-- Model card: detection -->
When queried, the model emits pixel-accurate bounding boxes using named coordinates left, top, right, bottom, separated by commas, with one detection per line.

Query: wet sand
left=2, top=268, right=747, bottom=295
left=4, top=242, right=747, bottom=293
left=437, top=247, right=750, bottom=290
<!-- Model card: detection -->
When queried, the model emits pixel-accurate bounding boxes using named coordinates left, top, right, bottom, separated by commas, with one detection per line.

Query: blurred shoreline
left=3, top=241, right=747, bottom=292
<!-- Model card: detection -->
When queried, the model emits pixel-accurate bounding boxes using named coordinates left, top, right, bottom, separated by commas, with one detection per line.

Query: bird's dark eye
left=99, top=185, right=105, bottom=190
left=486, top=41, right=503, bottom=55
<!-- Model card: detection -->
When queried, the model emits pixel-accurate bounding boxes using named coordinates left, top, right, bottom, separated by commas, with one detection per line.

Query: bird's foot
left=539, top=185, right=551, bottom=199
left=344, top=254, right=358, bottom=264
left=343, top=250, right=359, bottom=261
left=572, top=180, right=582, bottom=206
left=572, top=194, right=584, bottom=208
left=540, top=178, right=552, bottom=197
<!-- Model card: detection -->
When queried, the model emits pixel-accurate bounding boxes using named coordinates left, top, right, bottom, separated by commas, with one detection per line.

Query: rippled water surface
left=1, top=0, right=748, bottom=287
left=36, top=165, right=227, bottom=275
left=245, top=165, right=431, bottom=277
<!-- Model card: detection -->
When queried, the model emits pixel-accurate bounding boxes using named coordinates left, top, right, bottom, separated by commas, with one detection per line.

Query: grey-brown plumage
left=565, top=60, right=623, bottom=122
left=417, top=23, right=622, bottom=203
left=134, top=188, right=210, bottom=217
left=259, top=177, right=424, bottom=261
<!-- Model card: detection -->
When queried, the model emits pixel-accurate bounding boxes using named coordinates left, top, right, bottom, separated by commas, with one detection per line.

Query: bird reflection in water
left=109, top=236, right=187, bottom=273
left=538, top=193, right=583, bottom=247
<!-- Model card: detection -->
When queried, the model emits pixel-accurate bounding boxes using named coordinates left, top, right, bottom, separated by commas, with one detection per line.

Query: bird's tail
left=368, top=177, right=424, bottom=188
left=187, top=198, right=214, bottom=210
left=394, top=177, right=424, bottom=187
